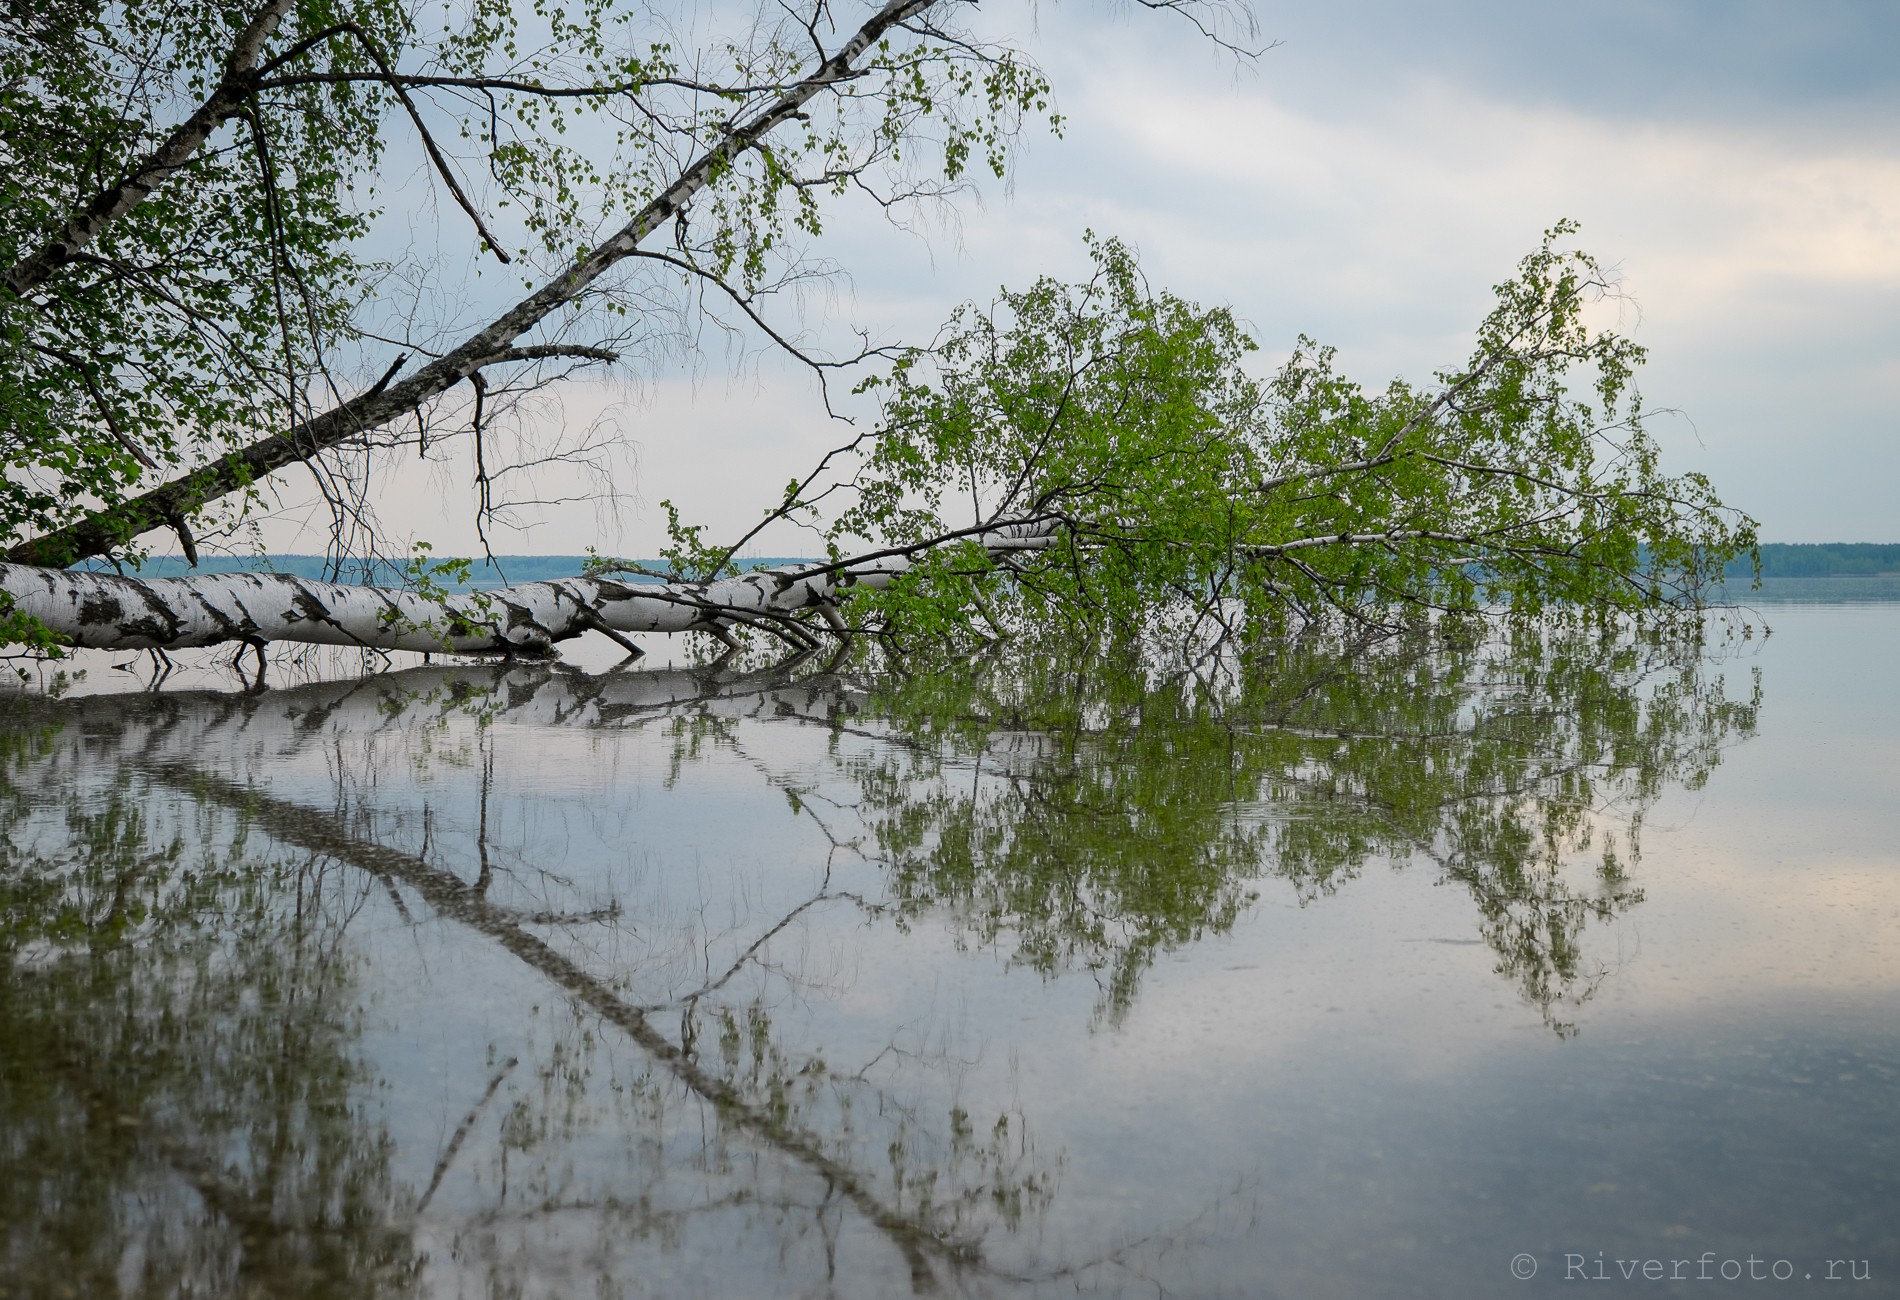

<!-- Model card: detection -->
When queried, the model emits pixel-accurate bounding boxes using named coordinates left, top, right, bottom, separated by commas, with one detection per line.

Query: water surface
left=2, top=608, right=1895, bottom=1297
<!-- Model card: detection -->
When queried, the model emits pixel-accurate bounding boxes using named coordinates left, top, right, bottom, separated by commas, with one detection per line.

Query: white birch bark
left=0, top=522, right=1057, bottom=655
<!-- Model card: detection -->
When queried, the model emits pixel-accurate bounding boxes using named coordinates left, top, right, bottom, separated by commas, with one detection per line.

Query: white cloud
left=289, top=3, right=1900, bottom=555
left=898, top=36, right=1900, bottom=540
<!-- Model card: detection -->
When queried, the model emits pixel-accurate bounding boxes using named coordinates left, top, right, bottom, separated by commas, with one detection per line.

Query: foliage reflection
left=0, top=622, right=1758, bottom=1295
left=855, top=621, right=1758, bottom=1029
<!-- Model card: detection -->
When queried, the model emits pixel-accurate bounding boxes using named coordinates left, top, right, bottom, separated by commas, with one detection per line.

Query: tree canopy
left=822, top=227, right=1755, bottom=655
left=0, top=0, right=1755, bottom=665
left=1, top=0, right=1055, bottom=559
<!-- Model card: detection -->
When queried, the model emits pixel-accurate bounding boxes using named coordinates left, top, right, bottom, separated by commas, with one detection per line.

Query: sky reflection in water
left=1, top=607, right=1896, bottom=1298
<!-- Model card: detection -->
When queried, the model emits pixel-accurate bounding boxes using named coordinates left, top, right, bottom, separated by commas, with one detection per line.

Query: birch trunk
left=0, top=522, right=1056, bottom=655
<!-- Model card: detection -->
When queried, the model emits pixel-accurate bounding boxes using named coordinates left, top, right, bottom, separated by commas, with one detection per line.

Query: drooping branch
left=5, top=0, right=945, bottom=568
left=268, top=19, right=514, bottom=262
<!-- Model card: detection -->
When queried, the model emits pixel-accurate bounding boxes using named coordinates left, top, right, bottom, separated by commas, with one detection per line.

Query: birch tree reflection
left=2, top=669, right=1060, bottom=1297
left=0, top=731, right=416, bottom=1298
left=0, top=625, right=1757, bottom=1294
left=855, top=622, right=1758, bottom=1031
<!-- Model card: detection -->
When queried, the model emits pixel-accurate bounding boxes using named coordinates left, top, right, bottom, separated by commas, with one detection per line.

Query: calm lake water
left=2, top=605, right=1896, bottom=1298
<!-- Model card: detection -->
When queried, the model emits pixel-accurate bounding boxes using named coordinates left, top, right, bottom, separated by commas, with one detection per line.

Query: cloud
left=303, top=0, right=1900, bottom=554
left=881, top=12, right=1900, bottom=541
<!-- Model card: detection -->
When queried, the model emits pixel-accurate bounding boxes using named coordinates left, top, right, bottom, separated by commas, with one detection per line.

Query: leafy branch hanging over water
left=825, top=226, right=1755, bottom=657
left=3, top=225, right=1756, bottom=663
left=0, top=0, right=1749, bottom=664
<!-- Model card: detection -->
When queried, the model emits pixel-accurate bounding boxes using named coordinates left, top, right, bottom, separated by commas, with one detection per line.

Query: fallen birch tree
left=0, top=4, right=1754, bottom=664
left=1, top=227, right=1760, bottom=662
left=0, top=521, right=1058, bottom=656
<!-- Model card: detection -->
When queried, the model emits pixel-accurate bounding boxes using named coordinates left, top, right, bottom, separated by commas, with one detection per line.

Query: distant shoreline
left=69, top=543, right=1900, bottom=600
left=1725, top=574, right=1900, bottom=604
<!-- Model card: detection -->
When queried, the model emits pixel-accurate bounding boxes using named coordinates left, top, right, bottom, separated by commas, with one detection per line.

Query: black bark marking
left=77, top=594, right=125, bottom=626
left=500, top=599, right=541, bottom=634
left=117, top=577, right=187, bottom=645
left=189, top=588, right=255, bottom=641
left=285, top=586, right=333, bottom=627
left=116, top=614, right=184, bottom=646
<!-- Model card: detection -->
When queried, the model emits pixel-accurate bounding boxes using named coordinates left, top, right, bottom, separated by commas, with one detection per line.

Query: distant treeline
left=74, top=544, right=1899, bottom=588
left=1731, top=544, right=1900, bottom=579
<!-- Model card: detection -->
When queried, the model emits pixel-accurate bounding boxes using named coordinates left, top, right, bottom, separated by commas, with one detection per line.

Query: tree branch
left=278, top=21, right=513, bottom=263
left=2, top=0, right=295, bottom=300
left=6, top=0, right=944, bottom=568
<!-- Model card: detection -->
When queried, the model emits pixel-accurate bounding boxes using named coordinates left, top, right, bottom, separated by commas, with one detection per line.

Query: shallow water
left=2, top=608, right=1895, bottom=1298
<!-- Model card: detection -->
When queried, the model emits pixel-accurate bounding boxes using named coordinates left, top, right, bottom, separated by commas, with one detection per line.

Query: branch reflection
left=0, top=622, right=1759, bottom=1294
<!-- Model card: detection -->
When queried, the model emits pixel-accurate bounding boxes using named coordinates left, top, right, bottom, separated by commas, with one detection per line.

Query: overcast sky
left=275, top=0, right=1900, bottom=556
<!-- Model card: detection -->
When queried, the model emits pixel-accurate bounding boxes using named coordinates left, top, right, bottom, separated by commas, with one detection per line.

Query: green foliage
left=0, top=592, right=67, bottom=661
left=0, top=0, right=1059, bottom=567
left=399, top=539, right=473, bottom=594
left=835, top=232, right=1263, bottom=648
left=1, top=1, right=395, bottom=559
left=658, top=498, right=738, bottom=581
left=388, top=540, right=495, bottom=643
left=832, top=225, right=1758, bottom=654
